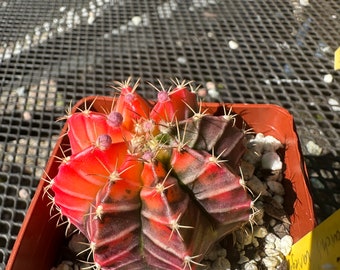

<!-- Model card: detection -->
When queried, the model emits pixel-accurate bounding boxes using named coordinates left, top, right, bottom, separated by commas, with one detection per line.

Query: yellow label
left=287, top=209, right=340, bottom=270
left=335, top=47, right=340, bottom=70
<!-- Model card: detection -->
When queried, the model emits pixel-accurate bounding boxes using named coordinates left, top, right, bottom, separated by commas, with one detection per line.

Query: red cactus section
left=150, top=85, right=198, bottom=126
left=85, top=157, right=145, bottom=269
left=170, top=83, right=198, bottom=120
left=67, top=111, right=131, bottom=154
left=140, top=161, right=207, bottom=270
left=170, top=146, right=252, bottom=225
left=150, top=91, right=177, bottom=125
left=52, top=142, right=128, bottom=231
left=115, top=82, right=151, bottom=131
left=170, top=115, right=246, bottom=170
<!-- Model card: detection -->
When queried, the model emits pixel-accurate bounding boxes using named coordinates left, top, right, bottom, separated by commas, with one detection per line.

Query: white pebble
left=323, top=74, right=333, bottom=83
left=275, top=241, right=282, bottom=253
left=265, top=233, right=280, bottom=244
left=15, top=86, right=26, bottom=96
left=89, top=1, right=96, bottom=11
left=328, top=98, right=339, bottom=106
left=96, top=0, right=103, bottom=6
left=228, top=40, right=239, bottom=50
left=261, top=152, right=282, bottom=171
left=206, top=81, right=216, bottom=90
left=112, top=28, right=119, bottom=35
left=264, top=242, right=275, bottom=250
left=208, top=89, right=222, bottom=100
left=306, top=140, right=323, bottom=155
left=264, top=248, right=281, bottom=257
left=43, top=22, right=51, bottom=31
left=81, top=8, right=88, bottom=17
left=244, top=261, right=258, bottom=270
left=88, top=12, right=96, bottom=24
left=22, top=111, right=32, bottom=121
left=177, top=56, right=187, bottom=65
left=131, top=16, right=142, bottom=26
left=18, top=189, right=29, bottom=199
left=300, top=0, right=309, bottom=6
left=280, top=235, right=293, bottom=256
left=57, top=26, right=64, bottom=33
left=207, top=31, right=214, bottom=38
left=262, top=135, right=283, bottom=152
left=262, top=256, right=279, bottom=268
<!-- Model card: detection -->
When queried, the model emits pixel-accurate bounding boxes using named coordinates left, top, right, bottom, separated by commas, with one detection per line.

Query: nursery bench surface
left=0, top=0, right=339, bottom=268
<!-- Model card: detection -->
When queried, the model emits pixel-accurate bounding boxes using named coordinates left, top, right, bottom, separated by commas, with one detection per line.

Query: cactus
left=47, top=79, right=256, bottom=270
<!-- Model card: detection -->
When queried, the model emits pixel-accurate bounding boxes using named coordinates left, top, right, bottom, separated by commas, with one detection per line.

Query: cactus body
left=48, top=79, right=254, bottom=269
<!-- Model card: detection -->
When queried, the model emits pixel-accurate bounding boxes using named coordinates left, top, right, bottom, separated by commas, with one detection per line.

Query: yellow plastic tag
left=335, top=47, right=340, bottom=70
left=287, top=209, right=340, bottom=270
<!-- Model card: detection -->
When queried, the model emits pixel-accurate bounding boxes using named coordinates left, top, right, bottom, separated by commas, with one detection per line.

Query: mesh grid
left=1, top=0, right=340, bottom=267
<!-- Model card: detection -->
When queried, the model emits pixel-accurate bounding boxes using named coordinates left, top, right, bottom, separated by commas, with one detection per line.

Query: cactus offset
left=47, top=79, right=255, bottom=269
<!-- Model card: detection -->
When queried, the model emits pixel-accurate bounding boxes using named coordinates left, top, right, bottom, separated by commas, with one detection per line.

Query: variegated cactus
left=46, top=79, right=257, bottom=270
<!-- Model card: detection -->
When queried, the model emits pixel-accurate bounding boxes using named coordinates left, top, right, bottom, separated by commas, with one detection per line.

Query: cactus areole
left=47, top=79, right=256, bottom=270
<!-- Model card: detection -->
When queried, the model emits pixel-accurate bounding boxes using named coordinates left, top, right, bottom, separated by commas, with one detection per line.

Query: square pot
left=7, top=96, right=315, bottom=270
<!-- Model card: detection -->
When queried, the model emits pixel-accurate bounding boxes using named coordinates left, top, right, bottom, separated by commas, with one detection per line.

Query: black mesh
left=1, top=0, right=340, bottom=267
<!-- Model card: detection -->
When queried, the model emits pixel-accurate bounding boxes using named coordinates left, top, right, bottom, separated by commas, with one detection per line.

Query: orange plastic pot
left=7, top=96, right=316, bottom=270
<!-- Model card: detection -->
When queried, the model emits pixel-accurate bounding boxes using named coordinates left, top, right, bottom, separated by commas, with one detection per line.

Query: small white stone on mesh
left=131, top=16, right=142, bottom=26
left=18, top=189, right=30, bottom=200
left=323, top=74, right=333, bottom=83
left=306, top=140, right=323, bottom=155
left=228, top=40, right=239, bottom=50
left=300, top=0, right=309, bottom=6
left=177, top=56, right=187, bottom=65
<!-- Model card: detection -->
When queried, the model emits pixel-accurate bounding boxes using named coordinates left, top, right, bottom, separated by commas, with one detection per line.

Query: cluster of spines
left=44, top=78, right=258, bottom=270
